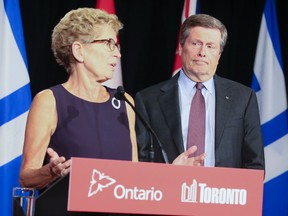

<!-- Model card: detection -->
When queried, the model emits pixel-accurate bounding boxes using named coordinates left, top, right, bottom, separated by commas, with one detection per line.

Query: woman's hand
left=47, top=147, right=71, bottom=177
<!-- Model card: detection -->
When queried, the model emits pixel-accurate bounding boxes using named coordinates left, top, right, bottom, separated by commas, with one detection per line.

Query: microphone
left=114, top=86, right=169, bottom=164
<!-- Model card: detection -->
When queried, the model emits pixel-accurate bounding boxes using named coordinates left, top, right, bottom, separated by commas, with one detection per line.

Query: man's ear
left=178, top=44, right=183, bottom=56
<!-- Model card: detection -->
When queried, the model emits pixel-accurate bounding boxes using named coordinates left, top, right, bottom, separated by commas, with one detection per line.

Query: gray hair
left=180, top=14, right=228, bottom=52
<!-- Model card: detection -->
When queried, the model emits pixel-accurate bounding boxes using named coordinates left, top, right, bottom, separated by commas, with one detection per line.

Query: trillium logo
left=86, top=168, right=163, bottom=201
left=88, top=169, right=116, bottom=197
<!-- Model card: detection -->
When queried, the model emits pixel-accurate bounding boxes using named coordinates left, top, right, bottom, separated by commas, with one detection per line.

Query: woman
left=19, top=8, right=138, bottom=189
left=19, top=7, right=206, bottom=192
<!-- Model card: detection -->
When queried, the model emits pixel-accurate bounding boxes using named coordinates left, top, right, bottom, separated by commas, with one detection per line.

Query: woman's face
left=82, top=25, right=121, bottom=83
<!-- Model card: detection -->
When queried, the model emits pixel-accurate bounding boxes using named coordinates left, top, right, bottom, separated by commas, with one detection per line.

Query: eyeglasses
left=90, top=38, right=120, bottom=51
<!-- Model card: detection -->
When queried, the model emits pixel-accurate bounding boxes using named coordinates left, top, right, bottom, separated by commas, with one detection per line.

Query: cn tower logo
left=181, top=179, right=248, bottom=205
left=88, top=169, right=116, bottom=197
left=181, top=180, right=198, bottom=203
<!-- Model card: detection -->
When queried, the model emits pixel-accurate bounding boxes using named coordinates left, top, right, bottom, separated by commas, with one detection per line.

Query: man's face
left=179, top=26, right=222, bottom=82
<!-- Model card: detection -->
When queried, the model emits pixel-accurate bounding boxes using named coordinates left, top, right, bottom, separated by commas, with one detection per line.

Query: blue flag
left=252, top=0, right=288, bottom=215
left=0, top=0, right=32, bottom=215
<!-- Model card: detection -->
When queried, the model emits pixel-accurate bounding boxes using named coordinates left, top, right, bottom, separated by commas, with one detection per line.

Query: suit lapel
left=214, top=76, right=232, bottom=149
left=154, top=75, right=233, bottom=155
left=158, top=75, right=184, bottom=154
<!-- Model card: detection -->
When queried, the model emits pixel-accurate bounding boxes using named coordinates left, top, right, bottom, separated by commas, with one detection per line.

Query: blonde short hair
left=51, top=8, right=123, bottom=74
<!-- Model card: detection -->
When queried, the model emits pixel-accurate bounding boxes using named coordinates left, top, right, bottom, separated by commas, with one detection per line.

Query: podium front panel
left=68, top=157, right=264, bottom=216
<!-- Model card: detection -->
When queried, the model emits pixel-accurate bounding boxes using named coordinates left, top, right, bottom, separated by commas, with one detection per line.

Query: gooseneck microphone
left=114, top=86, right=169, bottom=164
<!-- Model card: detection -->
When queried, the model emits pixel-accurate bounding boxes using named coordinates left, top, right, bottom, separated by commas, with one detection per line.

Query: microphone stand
left=123, top=98, right=155, bottom=162
left=114, top=87, right=169, bottom=164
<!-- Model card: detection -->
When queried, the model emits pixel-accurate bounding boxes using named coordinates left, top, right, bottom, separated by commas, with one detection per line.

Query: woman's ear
left=72, top=41, right=84, bottom=63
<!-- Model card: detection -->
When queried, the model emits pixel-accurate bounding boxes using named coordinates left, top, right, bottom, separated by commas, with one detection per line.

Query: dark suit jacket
left=135, top=74, right=265, bottom=170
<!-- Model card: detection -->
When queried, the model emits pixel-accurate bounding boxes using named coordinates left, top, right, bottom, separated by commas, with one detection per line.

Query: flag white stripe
left=187, top=0, right=197, bottom=18
left=264, top=134, right=288, bottom=182
left=254, top=17, right=287, bottom=125
left=0, top=112, right=28, bottom=166
left=0, top=0, right=29, bottom=99
left=181, top=0, right=197, bottom=22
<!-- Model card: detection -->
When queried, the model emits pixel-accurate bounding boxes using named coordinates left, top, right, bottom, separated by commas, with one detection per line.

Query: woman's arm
left=19, top=89, right=70, bottom=189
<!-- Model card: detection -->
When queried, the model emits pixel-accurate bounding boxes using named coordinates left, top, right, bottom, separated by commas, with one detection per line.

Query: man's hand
left=172, top=146, right=206, bottom=166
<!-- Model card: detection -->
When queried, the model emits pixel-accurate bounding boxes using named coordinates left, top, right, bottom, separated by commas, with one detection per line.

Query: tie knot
left=196, top=82, right=203, bottom=90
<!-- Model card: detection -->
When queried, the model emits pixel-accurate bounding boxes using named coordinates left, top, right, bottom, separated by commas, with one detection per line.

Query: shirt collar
left=178, top=69, right=215, bottom=95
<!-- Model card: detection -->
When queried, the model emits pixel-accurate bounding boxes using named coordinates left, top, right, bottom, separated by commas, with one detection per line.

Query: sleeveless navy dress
left=48, top=84, right=132, bottom=161
left=40, top=85, right=135, bottom=215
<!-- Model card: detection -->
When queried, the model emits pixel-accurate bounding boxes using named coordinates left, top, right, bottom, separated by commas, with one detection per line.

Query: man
left=135, top=14, right=265, bottom=170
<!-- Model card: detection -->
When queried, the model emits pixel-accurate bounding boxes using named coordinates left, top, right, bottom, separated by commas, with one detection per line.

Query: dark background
left=19, top=0, right=288, bottom=98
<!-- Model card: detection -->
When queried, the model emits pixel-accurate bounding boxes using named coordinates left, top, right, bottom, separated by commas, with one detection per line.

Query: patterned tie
left=187, top=82, right=205, bottom=157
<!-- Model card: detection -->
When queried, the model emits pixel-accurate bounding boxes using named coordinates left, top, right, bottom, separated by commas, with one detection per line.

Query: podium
left=36, top=157, right=264, bottom=216
left=35, top=175, right=69, bottom=215
left=35, top=174, right=114, bottom=215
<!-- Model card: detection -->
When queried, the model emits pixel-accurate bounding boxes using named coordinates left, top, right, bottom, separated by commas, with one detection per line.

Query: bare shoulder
left=28, top=89, right=56, bottom=121
left=32, top=89, right=55, bottom=108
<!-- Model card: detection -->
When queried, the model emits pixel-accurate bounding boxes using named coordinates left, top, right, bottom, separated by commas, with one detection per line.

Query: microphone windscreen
left=114, top=86, right=125, bottom=100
